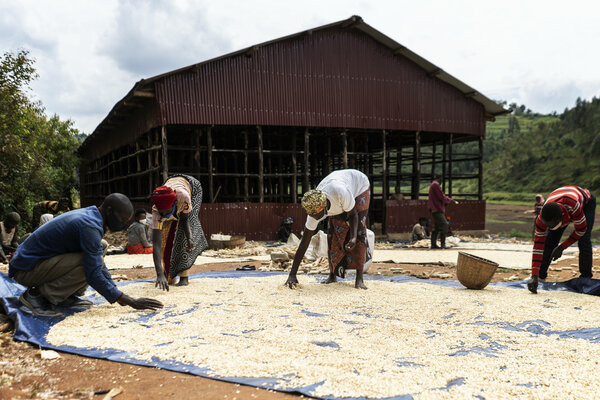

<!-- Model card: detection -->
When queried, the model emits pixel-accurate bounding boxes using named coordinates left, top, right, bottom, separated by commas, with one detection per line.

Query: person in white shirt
left=285, top=169, right=371, bottom=289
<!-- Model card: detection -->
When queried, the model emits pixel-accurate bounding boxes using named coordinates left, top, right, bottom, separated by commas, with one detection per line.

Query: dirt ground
left=1, top=203, right=599, bottom=399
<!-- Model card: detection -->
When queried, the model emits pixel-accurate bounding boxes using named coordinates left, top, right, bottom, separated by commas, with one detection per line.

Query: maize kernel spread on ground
left=47, top=276, right=600, bottom=399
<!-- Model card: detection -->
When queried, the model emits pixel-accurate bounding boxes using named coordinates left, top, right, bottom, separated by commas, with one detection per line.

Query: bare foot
left=175, top=277, right=189, bottom=286
left=355, top=280, right=368, bottom=290
left=322, top=273, right=337, bottom=284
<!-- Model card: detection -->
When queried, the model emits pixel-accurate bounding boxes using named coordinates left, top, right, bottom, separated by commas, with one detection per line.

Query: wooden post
left=326, top=136, right=332, bottom=174
left=478, top=136, right=483, bottom=200
left=431, top=143, right=436, bottom=182
left=442, top=138, right=447, bottom=192
left=194, top=128, right=201, bottom=172
left=448, top=133, right=454, bottom=197
left=396, top=138, right=402, bottom=193
left=207, top=126, right=214, bottom=203
left=258, top=126, right=264, bottom=203
left=342, top=130, right=348, bottom=169
left=303, top=128, right=310, bottom=192
left=147, top=132, right=153, bottom=191
left=136, top=141, right=142, bottom=198
left=161, top=126, right=168, bottom=182
left=411, top=131, right=421, bottom=199
left=382, top=130, right=388, bottom=201
left=382, top=130, right=388, bottom=234
left=292, top=132, right=297, bottom=203
left=243, top=130, right=249, bottom=201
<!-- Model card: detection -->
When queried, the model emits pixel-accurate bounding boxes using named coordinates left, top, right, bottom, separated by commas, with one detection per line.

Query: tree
left=0, top=50, right=81, bottom=231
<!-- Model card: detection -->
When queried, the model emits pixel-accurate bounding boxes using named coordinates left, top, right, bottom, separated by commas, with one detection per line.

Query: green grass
left=499, top=228, right=532, bottom=239
left=484, top=191, right=539, bottom=206
left=486, top=218, right=529, bottom=225
left=497, top=267, right=519, bottom=274
left=486, top=115, right=560, bottom=136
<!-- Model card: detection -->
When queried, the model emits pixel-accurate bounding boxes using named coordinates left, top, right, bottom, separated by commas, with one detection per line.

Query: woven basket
left=223, top=235, right=246, bottom=249
left=456, top=252, right=498, bottom=290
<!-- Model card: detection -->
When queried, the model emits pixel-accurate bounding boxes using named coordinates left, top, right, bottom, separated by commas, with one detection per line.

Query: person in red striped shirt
left=528, top=186, right=596, bottom=294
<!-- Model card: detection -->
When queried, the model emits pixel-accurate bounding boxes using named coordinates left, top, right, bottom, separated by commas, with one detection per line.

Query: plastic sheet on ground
left=2, top=271, right=600, bottom=399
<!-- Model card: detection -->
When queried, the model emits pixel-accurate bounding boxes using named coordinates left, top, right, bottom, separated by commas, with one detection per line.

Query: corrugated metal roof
left=80, top=15, right=509, bottom=157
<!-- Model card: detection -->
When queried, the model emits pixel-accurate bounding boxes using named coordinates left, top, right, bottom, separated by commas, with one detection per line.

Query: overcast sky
left=2, top=0, right=599, bottom=134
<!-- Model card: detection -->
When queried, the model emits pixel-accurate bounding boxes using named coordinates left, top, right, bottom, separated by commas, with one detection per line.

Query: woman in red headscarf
left=151, top=174, right=208, bottom=290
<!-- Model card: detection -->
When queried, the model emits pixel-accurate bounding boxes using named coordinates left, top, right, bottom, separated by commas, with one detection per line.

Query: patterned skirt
left=327, top=189, right=370, bottom=273
left=160, top=174, right=209, bottom=281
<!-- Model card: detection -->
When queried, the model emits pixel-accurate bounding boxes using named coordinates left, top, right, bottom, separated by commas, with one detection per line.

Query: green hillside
left=486, top=114, right=560, bottom=137
left=483, top=98, right=600, bottom=194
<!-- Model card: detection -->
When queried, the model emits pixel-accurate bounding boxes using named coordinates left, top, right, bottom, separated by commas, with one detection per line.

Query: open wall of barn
left=79, top=18, right=503, bottom=237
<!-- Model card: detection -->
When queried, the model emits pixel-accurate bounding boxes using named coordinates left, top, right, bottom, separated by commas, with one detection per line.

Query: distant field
left=486, top=202, right=600, bottom=243
left=486, top=114, right=560, bottom=136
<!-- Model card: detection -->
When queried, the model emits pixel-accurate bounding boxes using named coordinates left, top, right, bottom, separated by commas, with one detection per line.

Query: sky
left=1, top=0, right=599, bottom=134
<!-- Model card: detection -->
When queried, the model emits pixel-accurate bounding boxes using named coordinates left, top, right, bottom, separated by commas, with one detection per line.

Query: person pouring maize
left=285, top=169, right=371, bottom=289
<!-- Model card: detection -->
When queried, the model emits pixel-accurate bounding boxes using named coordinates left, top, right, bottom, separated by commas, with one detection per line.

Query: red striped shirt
left=531, top=186, right=591, bottom=276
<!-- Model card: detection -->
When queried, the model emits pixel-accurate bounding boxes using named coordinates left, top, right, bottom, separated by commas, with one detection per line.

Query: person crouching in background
left=126, top=209, right=153, bottom=254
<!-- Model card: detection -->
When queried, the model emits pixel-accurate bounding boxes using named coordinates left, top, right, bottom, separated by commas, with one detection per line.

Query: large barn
left=78, top=16, right=509, bottom=239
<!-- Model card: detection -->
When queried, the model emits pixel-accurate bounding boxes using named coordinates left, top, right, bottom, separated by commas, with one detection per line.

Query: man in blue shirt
left=9, top=193, right=163, bottom=316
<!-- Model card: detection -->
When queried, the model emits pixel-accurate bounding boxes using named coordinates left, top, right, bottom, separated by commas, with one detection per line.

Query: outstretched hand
left=155, top=271, right=170, bottom=291
left=130, top=297, right=164, bottom=310
left=118, top=293, right=164, bottom=311
left=551, top=245, right=564, bottom=261
left=527, top=276, right=538, bottom=294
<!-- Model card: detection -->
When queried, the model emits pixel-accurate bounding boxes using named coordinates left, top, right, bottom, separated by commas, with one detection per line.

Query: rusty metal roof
left=80, top=15, right=509, bottom=157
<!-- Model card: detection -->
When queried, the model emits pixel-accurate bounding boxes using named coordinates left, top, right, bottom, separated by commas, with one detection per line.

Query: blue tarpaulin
left=2, top=270, right=600, bottom=400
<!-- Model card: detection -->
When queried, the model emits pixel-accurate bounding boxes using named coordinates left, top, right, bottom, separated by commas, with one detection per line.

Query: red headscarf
left=151, top=186, right=177, bottom=210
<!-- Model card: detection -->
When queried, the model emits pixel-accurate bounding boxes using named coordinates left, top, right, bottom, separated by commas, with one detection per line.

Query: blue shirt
left=9, top=206, right=122, bottom=303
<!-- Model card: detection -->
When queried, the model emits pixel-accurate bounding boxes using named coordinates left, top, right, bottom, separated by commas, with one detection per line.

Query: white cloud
left=101, top=0, right=231, bottom=77
left=1, top=0, right=600, bottom=133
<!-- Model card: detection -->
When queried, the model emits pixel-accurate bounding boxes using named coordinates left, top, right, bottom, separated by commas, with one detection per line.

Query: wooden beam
left=411, top=131, right=421, bottom=199
left=147, top=131, right=153, bottom=192
left=396, top=137, right=402, bottom=191
left=292, top=132, right=297, bottom=203
left=136, top=141, right=142, bottom=197
left=133, top=90, right=155, bottom=98
left=442, top=139, right=447, bottom=192
left=207, top=126, right=214, bottom=203
left=160, top=126, right=168, bottom=182
left=342, top=130, right=348, bottom=169
left=243, top=131, right=249, bottom=202
left=427, top=68, right=442, bottom=78
left=448, top=133, right=454, bottom=197
left=245, top=46, right=259, bottom=58
left=431, top=143, right=436, bottom=182
left=303, top=128, right=310, bottom=192
left=257, top=126, right=264, bottom=203
left=382, top=130, right=388, bottom=234
left=326, top=135, right=332, bottom=174
left=123, top=100, right=143, bottom=108
left=393, top=45, right=406, bottom=55
left=478, top=136, right=483, bottom=200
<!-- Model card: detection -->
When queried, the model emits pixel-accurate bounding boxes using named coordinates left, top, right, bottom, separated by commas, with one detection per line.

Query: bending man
left=528, top=186, right=596, bottom=294
left=285, top=169, right=371, bottom=290
left=9, top=193, right=163, bottom=316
